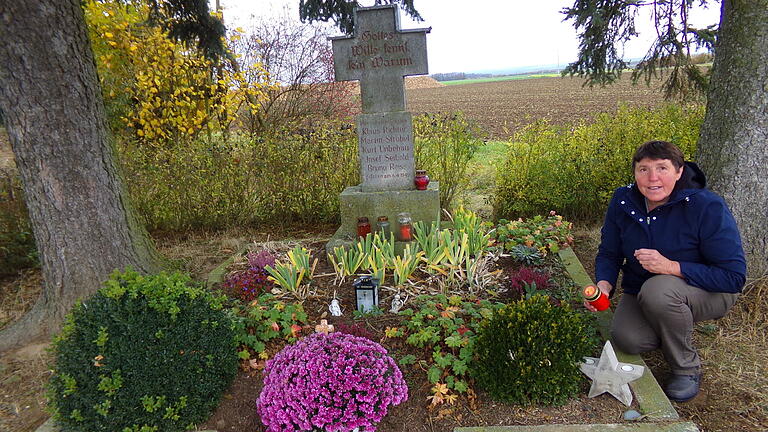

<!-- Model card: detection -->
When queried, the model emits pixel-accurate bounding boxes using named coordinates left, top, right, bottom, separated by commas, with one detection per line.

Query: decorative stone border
left=455, top=422, right=701, bottom=432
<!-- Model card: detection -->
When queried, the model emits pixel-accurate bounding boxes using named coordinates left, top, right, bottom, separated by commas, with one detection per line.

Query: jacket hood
left=675, top=161, right=706, bottom=191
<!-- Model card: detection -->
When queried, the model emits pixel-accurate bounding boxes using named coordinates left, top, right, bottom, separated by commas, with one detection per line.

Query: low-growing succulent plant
left=509, top=244, right=544, bottom=266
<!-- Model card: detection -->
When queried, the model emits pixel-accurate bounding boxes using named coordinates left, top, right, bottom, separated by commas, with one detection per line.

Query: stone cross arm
left=331, top=5, right=430, bottom=113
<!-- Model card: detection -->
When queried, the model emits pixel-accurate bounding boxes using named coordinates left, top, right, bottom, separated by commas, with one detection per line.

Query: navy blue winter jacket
left=595, top=162, right=746, bottom=295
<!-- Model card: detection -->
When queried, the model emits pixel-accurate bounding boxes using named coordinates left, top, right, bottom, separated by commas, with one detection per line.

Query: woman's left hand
left=634, top=248, right=682, bottom=277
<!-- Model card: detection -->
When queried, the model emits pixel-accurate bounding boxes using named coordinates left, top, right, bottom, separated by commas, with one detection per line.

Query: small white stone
left=621, top=201, right=626, bottom=204
left=630, top=211, right=635, bottom=215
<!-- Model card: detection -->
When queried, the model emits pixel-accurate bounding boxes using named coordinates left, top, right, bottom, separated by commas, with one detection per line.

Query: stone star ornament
left=580, top=340, right=645, bottom=406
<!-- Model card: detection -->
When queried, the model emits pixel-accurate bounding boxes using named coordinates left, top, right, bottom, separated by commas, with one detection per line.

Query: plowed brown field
left=406, top=74, right=667, bottom=139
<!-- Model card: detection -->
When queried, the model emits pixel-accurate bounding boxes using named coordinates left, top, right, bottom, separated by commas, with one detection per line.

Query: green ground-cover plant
left=47, top=270, right=237, bottom=432
left=472, top=295, right=599, bottom=406
left=414, top=112, right=484, bottom=211
left=494, top=103, right=703, bottom=221
left=230, top=293, right=307, bottom=360
left=491, top=211, right=574, bottom=255
left=388, top=294, right=505, bottom=406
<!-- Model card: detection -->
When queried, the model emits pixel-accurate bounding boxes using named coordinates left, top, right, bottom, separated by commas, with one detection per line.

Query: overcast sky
left=215, top=0, right=721, bottom=74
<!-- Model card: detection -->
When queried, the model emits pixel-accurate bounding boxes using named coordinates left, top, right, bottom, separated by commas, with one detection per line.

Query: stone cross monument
left=331, top=5, right=429, bottom=191
left=327, top=5, right=440, bottom=251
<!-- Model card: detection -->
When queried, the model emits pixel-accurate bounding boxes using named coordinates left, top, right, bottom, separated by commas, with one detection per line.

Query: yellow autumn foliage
left=84, top=0, right=274, bottom=144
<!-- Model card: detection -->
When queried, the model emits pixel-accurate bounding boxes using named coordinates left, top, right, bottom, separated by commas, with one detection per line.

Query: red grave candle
left=356, top=217, right=371, bottom=238
left=582, top=285, right=610, bottom=311
left=397, top=212, right=413, bottom=241
left=414, top=170, right=430, bottom=190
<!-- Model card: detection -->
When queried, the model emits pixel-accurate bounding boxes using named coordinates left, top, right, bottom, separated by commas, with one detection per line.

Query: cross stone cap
left=331, top=5, right=430, bottom=113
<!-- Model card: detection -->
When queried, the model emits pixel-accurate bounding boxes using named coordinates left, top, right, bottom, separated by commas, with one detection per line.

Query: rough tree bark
left=0, top=0, right=162, bottom=351
left=697, top=0, right=768, bottom=279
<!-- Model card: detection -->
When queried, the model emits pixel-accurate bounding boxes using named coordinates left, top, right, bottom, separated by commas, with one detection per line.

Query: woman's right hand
left=583, top=280, right=613, bottom=312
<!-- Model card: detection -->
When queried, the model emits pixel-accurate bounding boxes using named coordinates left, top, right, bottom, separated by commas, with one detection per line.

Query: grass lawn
left=458, top=140, right=508, bottom=218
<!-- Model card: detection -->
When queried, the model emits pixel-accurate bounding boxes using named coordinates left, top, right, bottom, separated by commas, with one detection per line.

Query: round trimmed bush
left=48, top=270, right=238, bottom=432
left=471, top=295, right=597, bottom=405
left=257, top=332, right=408, bottom=432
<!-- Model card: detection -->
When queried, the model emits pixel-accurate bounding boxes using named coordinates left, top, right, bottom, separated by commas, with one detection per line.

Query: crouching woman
left=588, top=140, right=746, bottom=402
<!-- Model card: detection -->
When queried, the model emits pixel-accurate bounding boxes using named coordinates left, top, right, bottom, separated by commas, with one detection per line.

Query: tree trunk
left=697, top=0, right=768, bottom=279
left=0, top=0, right=162, bottom=351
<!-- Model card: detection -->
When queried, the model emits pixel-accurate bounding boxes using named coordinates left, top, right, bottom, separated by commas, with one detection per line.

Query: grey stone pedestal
left=326, top=181, right=440, bottom=254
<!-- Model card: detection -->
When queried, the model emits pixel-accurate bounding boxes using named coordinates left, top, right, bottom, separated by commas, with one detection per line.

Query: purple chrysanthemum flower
left=257, top=332, right=408, bottom=432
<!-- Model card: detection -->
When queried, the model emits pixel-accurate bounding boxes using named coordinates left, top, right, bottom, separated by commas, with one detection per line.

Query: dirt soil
left=406, top=75, right=668, bottom=139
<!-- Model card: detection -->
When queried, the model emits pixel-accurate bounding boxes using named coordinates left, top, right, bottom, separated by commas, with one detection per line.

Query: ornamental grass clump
left=257, top=332, right=408, bottom=432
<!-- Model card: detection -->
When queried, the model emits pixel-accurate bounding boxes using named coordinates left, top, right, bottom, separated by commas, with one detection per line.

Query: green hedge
left=119, top=114, right=482, bottom=231
left=493, top=104, right=703, bottom=221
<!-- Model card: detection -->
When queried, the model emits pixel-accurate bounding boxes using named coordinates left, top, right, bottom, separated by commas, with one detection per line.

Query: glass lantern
left=352, top=275, right=379, bottom=313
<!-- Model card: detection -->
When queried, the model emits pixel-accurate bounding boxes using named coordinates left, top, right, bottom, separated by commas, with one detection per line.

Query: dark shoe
left=664, top=373, right=701, bottom=402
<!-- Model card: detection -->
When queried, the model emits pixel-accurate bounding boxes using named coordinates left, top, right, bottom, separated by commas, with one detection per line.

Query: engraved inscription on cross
left=331, top=5, right=430, bottom=113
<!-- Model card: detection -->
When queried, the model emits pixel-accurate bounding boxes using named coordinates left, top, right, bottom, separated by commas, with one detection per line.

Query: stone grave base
left=325, top=181, right=440, bottom=255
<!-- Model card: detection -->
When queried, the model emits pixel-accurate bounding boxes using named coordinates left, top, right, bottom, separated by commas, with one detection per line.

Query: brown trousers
left=610, top=275, right=738, bottom=374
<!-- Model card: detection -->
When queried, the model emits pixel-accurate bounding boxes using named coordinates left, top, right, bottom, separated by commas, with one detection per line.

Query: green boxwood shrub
left=471, top=295, right=598, bottom=405
left=493, top=103, right=703, bottom=221
left=48, top=270, right=238, bottom=432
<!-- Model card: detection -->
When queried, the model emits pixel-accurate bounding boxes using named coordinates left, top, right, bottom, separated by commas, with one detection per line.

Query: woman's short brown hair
left=632, top=140, right=685, bottom=169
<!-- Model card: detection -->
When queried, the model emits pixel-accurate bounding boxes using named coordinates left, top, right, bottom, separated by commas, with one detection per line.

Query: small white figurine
left=329, top=298, right=343, bottom=317
left=389, top=294, right=404, bottom=313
